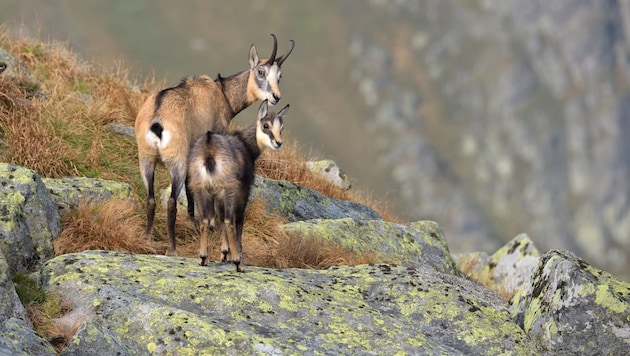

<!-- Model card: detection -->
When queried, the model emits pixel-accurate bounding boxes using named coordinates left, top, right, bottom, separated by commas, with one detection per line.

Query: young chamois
left=135, top=34, right=294, bottom=256
left=188, top=100, right=288, bottom=272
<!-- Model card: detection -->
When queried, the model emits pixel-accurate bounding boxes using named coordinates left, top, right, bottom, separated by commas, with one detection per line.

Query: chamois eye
left=263, top=123, right=269, bottom=130
left=258, top=68, right=265, bottom=77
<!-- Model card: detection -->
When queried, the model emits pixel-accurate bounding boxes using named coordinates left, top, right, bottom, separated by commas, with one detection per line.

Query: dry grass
left=55, top=198, right=156, bottom=255
left=25, top=297, right=74, bottom=353
left=1, top=26, right=403, bottom=351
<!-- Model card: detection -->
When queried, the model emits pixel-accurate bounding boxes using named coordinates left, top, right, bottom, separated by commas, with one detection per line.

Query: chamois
left=188, top=100, right=288, bottom=272
left=135, top=34, right=294, bottom=255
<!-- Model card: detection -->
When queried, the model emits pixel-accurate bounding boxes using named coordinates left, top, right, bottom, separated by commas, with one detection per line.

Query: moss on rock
left=42, top=177, right=133, bottom=216
left=40, top=251, right=534, bottom=355
left=0, top=164, right=58, bottom=275
left=283, top=218, right=461, bottom=275
left=510, top=249, right=630, bottom=354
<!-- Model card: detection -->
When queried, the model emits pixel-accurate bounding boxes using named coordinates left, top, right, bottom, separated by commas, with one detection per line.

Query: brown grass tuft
left=55, top=198, right=156, bottom=255
left=25, top=294, right=74, bottom=353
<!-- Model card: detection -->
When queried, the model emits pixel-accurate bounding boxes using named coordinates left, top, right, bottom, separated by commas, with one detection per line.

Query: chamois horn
left=277, top=39, right=295, bottom=66
left=268, top=34, right=278, bottom=64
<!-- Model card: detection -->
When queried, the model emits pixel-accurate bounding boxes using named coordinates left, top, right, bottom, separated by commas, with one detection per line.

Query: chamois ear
left=277, top=104, right=290, bottom=118
left=249, top=44, right=259, bottom=69
left=258, top=100, right=269, bottom=119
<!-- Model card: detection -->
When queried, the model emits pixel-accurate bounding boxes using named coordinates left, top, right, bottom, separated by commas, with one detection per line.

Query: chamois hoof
left=165, top=248, right=178, bottom=257
left=221, top=250, right=229, bottom=263
left=234, top=261, right=245, bottom=273
left=199, top=256, right=208, bottom=266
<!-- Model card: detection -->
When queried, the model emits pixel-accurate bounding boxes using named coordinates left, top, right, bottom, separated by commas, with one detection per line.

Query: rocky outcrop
left=283, top=218, right=460, bottom=275
left=2, top=163, right=630, bottom=354
left=510, top=249, right=630, bottom=354
left=0, top=164, right=59, bottom=275
left=305, top=159, right=352, bottom=190
left=39, top=251, right=532, bottom=355
left=252, top=176, right=381, bottom=222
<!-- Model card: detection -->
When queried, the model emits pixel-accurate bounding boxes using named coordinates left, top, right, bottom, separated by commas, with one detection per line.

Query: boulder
left=305, top=159, right=352, bottom=190
left=39, top=250, right=534, bottom=355
left=0, top=318, right=57, bottom=356
left=0, top=253, right=30, bottom=325
left=283, top=218, right=461, bottom=276
left=252, top=177, right=381, bottom=222
left=0, top=164, right=59, bottom=275
left=61, top=319, right=144, bottom=356
left=510, top=249, right=630, bottom=354
left=458, top=233, right=540, bottom=298
left=41, top=176, right=133, bottom=216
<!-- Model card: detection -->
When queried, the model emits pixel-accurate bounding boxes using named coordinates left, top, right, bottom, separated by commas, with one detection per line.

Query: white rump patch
left=145, top=129, right=172, bottom=150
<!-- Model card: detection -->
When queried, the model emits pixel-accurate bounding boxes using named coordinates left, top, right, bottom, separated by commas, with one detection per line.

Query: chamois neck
left=238, top=123, right=262, bottom=160
left=216, top=70, right=255, bottom=117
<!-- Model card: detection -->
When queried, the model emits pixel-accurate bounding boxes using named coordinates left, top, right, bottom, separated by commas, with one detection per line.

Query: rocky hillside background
left=1, top=0, right=629, bottom=279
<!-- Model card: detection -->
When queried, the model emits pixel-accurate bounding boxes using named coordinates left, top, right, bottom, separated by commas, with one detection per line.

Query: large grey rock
left=61, top=319, right=143, bottom=356
left=252, top=177, right=381, bottom=222
left=510, top=249, right=630, bottom=354
left=0, top=164, right=59, bottom=275
left=0, top=318, right=56, bottom=356
left=283, top=218, right=461, bottom=276
left=305, top=159, right=352, bottom=190
left=39, top=251, right=535, bottom=355
left=457, top=233, right=540, bottom=298
left=42, top=176, right=133, bottom=216
left=0, top=253, right=29, bottom=325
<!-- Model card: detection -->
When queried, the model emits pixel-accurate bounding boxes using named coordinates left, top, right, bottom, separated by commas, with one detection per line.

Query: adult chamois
left=188, top=100, right=288, bottom=272
left=135, top=34, right=294, bottom=255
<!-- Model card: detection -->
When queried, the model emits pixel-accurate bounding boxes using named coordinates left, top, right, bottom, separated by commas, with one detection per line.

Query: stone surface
left=252, top=177, right=381, bottom=222
left=0, top=318, right=57, bottom=356
left=510, top=249, right=630, bottom=354
left=305, top=159, right=352, bottom=190
left=0, top=163, right=59, bottom=275
left=283, top=218, right=461, bottom=276
left=39, top=251, right=534, bottom=355
left=42, top=176, right=133, bottom=215
left=0, top=253, right=29, bottom=325
left=459, top=233, right=540, bottom=298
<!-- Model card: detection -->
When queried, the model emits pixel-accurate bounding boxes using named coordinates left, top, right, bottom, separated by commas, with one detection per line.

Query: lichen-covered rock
left=39, top=251, right=535, bottom=355
left=252, top=176, right=381, bottom=222
left=0, top=318, right=57, bottom=356
left=283, top=218, right=461, bottom=276
left=0, top=163, right=59, bottom=275
left=306, top=159, right=352, bottom=190
left=61, top=319, right=144, bottom=356
left=0, top=253, right=30, bottom=325
left=0, top=48, right=26, bottom=77
left=510, top=249, right=630, bottom=354
left=458, top=233, right=540, bottom=298
left=42, top=176, right=133, bottom=215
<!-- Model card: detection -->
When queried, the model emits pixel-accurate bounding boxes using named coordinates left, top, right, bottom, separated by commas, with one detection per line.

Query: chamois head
left=249, top=34, right=295, bottom=106
left=256, top=99, right=289, bottom=150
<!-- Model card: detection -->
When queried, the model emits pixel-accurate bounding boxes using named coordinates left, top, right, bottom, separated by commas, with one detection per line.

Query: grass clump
left=12, top=273, right=73, bottom=353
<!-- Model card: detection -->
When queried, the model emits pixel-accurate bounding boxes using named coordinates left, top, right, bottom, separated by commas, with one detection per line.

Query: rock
left=305, top=159, right=352, bottom=190
left=61, top=319, right=143, bottom=356
left=0, top=318, right=57, bottom=356
left=252, top=177, right=381, bottom=222
left=458, top=233, right=540, bottom=298
left=41, top=176, right=133, bottom=216
left=283, top=218, right=461, bottom=276
left=0, top=164, right=59, bottom=275
left=39, top=251, right=534, bottom=355
left=510, top=249, right=630, bottom=354
left=0, top=253, right=30, bottom=325
left=104, top=122, right=135, bottom=138
left=0, top=48, right=26, bottom=77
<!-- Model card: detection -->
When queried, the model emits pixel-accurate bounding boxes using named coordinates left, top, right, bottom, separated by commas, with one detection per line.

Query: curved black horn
left=278, top=40, right=295, bottom=66
left=276, top=40, right=295, bottom=66
left=268, top=34, right=278, bottom=64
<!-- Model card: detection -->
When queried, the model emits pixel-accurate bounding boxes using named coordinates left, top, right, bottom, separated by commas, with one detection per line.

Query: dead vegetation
left=1, top=26, right=399, bottom=349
